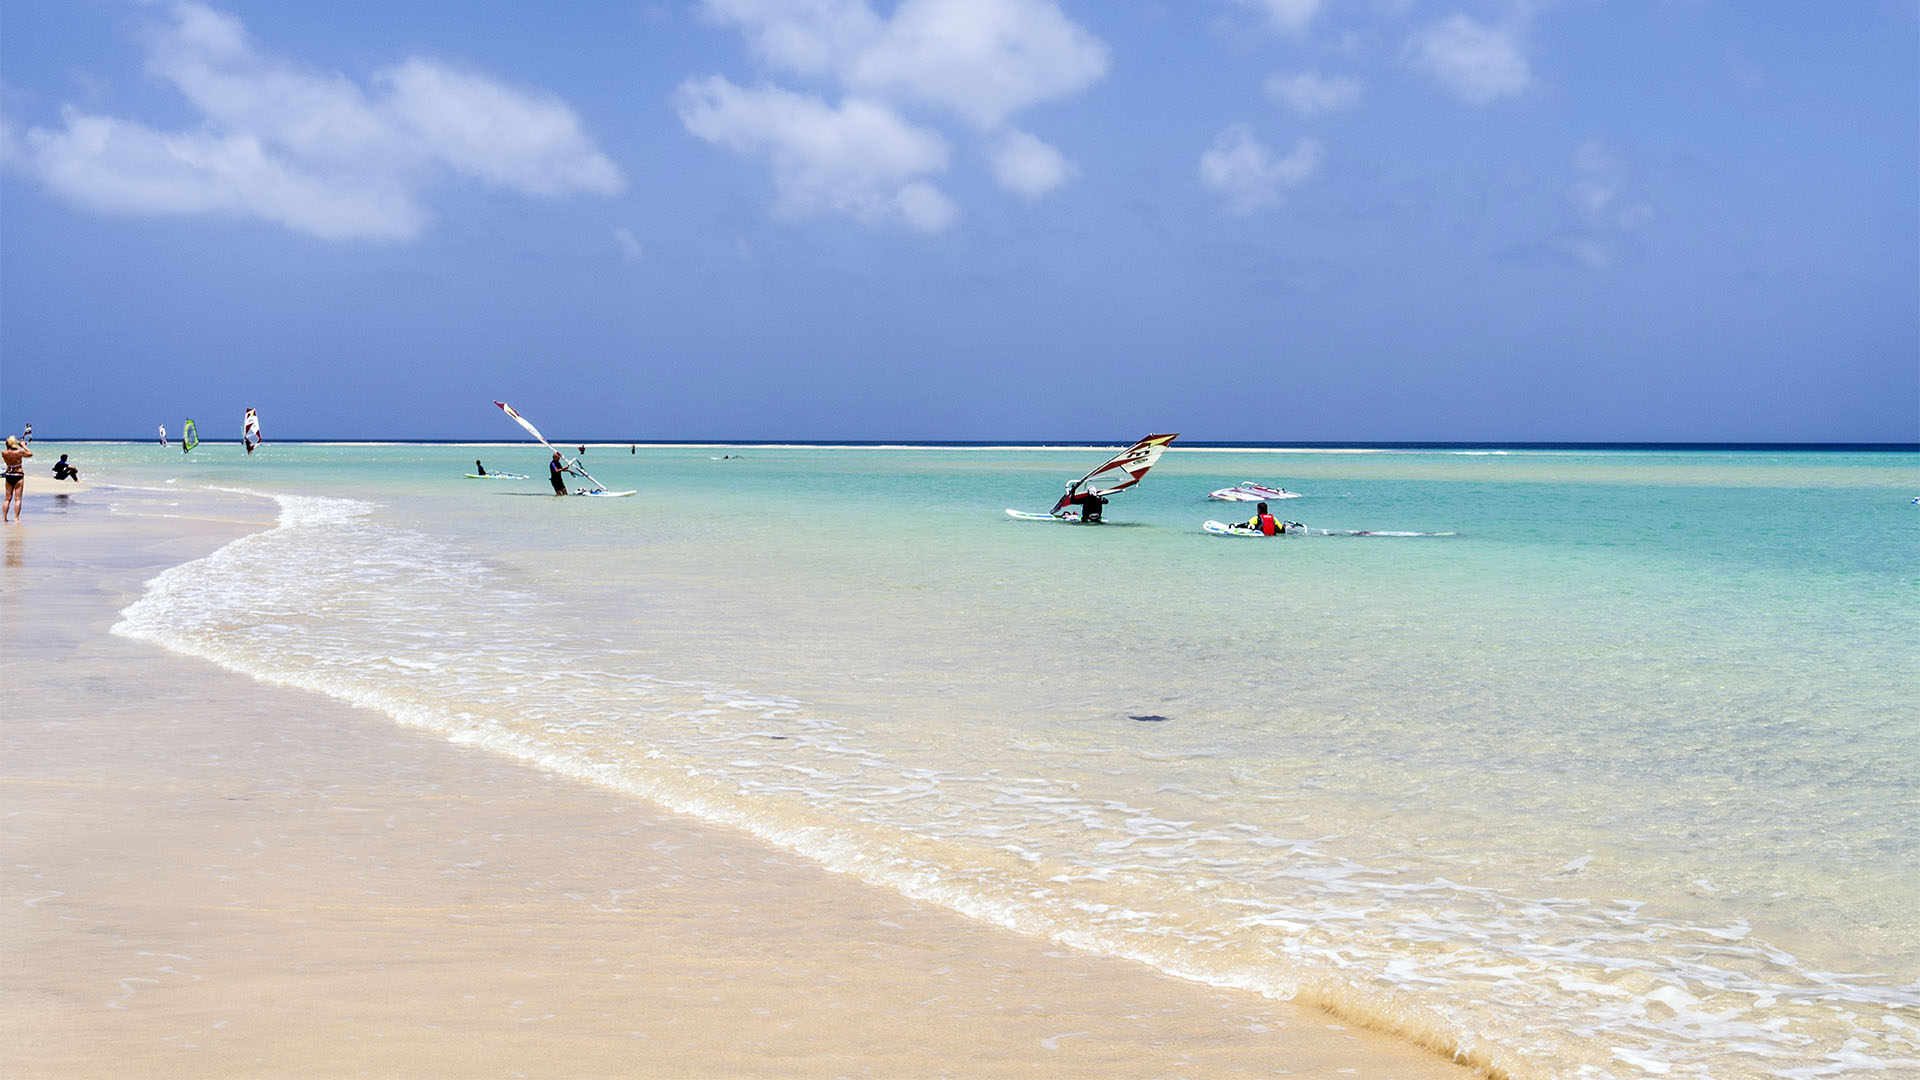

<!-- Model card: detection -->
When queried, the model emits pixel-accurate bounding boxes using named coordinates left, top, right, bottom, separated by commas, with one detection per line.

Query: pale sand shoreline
left=2, top=487, right=1481, bottom=1079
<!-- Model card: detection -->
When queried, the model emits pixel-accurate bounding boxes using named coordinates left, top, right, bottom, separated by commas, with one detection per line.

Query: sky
left=1, top=0, right=1915, bottom=443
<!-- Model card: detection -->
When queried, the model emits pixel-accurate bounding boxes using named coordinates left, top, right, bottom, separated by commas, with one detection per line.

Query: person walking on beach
left=549, top=451, right=575, bottom=495
left=3, top=436, right=32, bottom=521
left=51, top=454, right=80, bottom=482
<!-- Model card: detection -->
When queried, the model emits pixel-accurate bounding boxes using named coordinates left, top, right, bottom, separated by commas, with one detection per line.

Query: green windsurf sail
left=182, top=418, right=198, bottom=454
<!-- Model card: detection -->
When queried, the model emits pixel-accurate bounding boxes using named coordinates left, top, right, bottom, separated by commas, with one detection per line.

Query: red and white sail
left=1052, top=433, right=1179, bottom=512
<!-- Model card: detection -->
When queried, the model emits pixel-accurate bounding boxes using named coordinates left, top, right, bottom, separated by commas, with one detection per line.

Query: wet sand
left=2, top=485, right=1480, bottom=1079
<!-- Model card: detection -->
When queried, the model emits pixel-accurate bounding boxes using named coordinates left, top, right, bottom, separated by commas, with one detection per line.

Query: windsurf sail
left=1208, top=482, right=1300, bottom=502
left=493, top=400, right=608, bottom=491
left=242, top=408, right=261, bottom=454
left=158, top=424, right=168, bottom=447
left=182, top=419, right=198, bottom=454
left=1051, top=433, right=1179, bottom=513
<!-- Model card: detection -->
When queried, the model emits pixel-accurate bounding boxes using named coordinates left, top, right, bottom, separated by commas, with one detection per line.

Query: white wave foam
left=106, top=489, right=1920, bottom=1080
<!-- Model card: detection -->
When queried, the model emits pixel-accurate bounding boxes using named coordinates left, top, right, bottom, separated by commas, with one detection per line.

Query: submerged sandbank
left=1, top=486, right=1480, bottom=1079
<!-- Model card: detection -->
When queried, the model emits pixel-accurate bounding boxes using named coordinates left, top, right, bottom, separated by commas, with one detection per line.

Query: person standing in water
left=549, top=451, right=576, bottom=495
left=3, top=436, right=32, bottom=521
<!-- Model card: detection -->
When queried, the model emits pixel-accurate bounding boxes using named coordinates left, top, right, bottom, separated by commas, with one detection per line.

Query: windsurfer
left=2, top=436, right=30, bottom=521
left=549, top=451, right=575, bottom=495
left=1247, top=502, right=1280, bottom=535
left=242, top=408, right=261, bottom=454
left=474, top=459, right=488, bottom=476
left=1057, top=482, right=1108, bottom=524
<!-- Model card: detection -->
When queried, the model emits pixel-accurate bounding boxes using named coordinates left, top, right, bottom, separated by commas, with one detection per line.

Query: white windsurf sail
left=242, top=408, right=261, bottom=454
left=493, top=400, right=610, bottom=492
left=1050, top=433, right=1179, bottom=513
left=1208, top=482, right=1300, bottom=502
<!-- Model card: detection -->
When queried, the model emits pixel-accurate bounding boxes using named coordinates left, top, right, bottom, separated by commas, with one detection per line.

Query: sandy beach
left=2, top=484, right=1479, bottom=1079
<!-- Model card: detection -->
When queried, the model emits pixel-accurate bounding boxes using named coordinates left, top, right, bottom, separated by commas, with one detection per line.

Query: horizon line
left=28, top=437, right=1920, bottom=452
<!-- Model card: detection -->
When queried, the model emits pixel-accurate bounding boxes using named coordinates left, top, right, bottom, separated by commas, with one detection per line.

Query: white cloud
left=987, top=128, right=1076, bottom=199
left=704, top=0, right=1106, bottom=130
left=689, top=0, right=1101, bottom=224
left=1266, top=70, right=1363, bottom=115
left=1230, top=0, right=1322, bottom=35
left=25, top=109, right=425, bottom=240
left=675, top=75, right=957, bottom=232
left=844, top=0, right=1108, bottom=129
left=614, top=227, right=644, bottom=262
left=380, top=59, right=624, bottom=197
left=1198, top=123, right=1323, bottom=215
left=1519, top=140, right=1653, bottom=269
left=700, top=0, right=880, bottom=77
left=10, top=2, right=622, bottom=240
left=1408, top=14, right=1530, bottom=104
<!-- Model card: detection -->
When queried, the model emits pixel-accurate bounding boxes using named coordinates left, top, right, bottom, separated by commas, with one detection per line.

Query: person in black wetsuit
left=474, top=459, right=487, bottom=476
left=549, top=451, right=574, bottom=495
left=51, top=454, right=79, bottom=482
left=1056, top=481, right=1107, bottom=523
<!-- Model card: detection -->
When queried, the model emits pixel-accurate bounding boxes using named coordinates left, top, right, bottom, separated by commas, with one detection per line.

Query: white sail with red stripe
left=1050, top=433, right=1179, bottom=513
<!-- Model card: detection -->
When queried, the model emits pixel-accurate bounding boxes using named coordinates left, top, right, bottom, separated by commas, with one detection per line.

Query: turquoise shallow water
left=77, top=440, right=1920, bottom=1078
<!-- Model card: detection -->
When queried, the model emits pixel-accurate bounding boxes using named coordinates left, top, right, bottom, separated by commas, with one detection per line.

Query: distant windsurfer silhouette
left=474, top=459, right=487, bottom=476
left=243, top=408, right=261, bottom=455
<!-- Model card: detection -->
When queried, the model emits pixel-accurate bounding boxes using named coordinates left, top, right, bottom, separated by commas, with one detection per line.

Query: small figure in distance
left=51, top=453, right=80, bottom=482
left=577, top=444, right=586, bottom=456
left=22, top=423, right=32, bottom=444
left=2, top=435, right=31, bottom=520
left=474, top=459, right=487, bottom=476
left=549, top=450, right=576, bottom=495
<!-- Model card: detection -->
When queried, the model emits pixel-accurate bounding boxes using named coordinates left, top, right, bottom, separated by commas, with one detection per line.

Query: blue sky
left=2, top=0, right=1915, bottom=442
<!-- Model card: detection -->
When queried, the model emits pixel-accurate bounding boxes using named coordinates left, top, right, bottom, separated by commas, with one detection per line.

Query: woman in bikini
left=3, top=435, right=32, bottom=522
